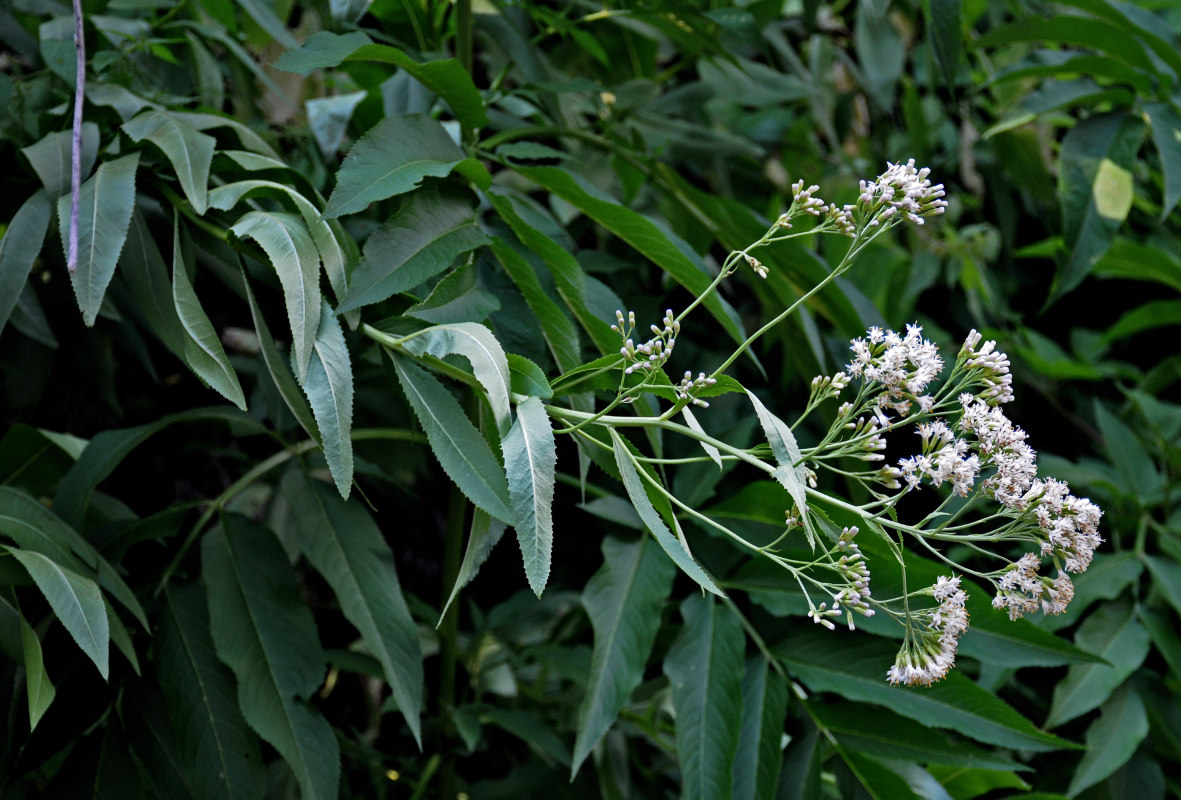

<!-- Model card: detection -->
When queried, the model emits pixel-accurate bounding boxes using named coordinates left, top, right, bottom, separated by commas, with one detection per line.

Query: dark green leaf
left=172, top=222, right=247, bottom=411
left=20, top=613, right=55, bottom=730
left=122, top=110, right=216, bottom=214
left=975, top=16, right=1158, bottom=74
left=926, top=0, right=963, bottom=88
left=924, top=765, right=1029, bottom=798
left=440, top=508, right=506, bottom=623
left=324, top=115, right=489, bottom=218
left=202, top=515, right=339, bottom=800
left=663, top=594, right=745, bottom=800
left=502, top=397, right=556, bottom=596
left=507, top=354, right=552, bottom=399
left=281, top=470, right=423, bottom=745
left=302, top=301, right=354, bottom=497
left=404, top=261, right=500, bottom=324
left=1067, top=684, right=1149, bottom=796
left=56, top=153, right=140, bottom=327
left=732, top=658, right=788, bottom=800
left=306, top=91, right=366, bottom=158
left=338, top=190, right=488, bottom=312
left=571, top=535, right=675, bottom=776
left=483, top=709, right=571, bottom=767
left=388, top=352, right=513, bottom=523
left=1052, top=113, right=1146, bottom=305
left=1143, top=555, right=1181, bottom=619
left=158, top=584, right=264, bottom=800
left=20, top=123, right=99, bottom=198
left=5, top=546, right=108, bottom=680
left=490, top=236, right=582, bottom=373
left=1091, top=238, right=1181, bottom=292
left=0, top=190, right=52, bottom=337
left=235, top=0, right=297, bottom=48
left=1145, top=102, right=1181, bottom=219
left=1094, top=400, right=1161, bottom=497
left=609, top=429, right=723, bottom=596
left=120, top=210, right=185, bottom=357
left=243, top=275, right=319, bottom=441
left=1104, top=299, right=1181, bottom=342
left=837, top=750, right=923, bottom=800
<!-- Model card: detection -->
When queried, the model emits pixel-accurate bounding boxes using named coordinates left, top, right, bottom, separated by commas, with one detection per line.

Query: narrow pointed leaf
left=172, top=224, right=247, bottom=410
left=747, top=391, right=815, bottom=548
left=0, top=191, right=52, bottom=337
left=302, top=302, right=353, bottom=497
left=389, top=352, right=513, bottom=523
left=323, top=115, right=490, bottom=218
left=119, top=209, right=185, bottom=356
left=401, top=322, right=512, bottom=437
left=243, top=276, right=319, bottom=441
left=201, top=515, right=340, bottom=800
left=1145, top=102, right=1181, bottom=219
left=490, top=236, right=582, bottom=373
left=732, top=658, right=788, bottom=800
left=337, top=190, right=488, bottom=312
left=158, top=584, right=264, bottom=800
left=404, top=260, right=500, bottom=324
left=572, top=535, right=675, bottom=776
left=229, top=211, right=321, bottom=381
left=609, top=429, right=723, bottom=596
left=501, top=397, right=556, bottom=595
left=281, top=470, right=424, bottom=745
left=6, top=546, right=108, bottom=679
left=440, top=509, right=506, bottom=624
left=20, top=614, right=56, bottom=730
left=56, top=152, right=139, bottom=326
left=682, top=406, right=722, bottom=469
left=1067, top=684, right=1149, bottom=796
left=663, top=594, right=745, bottom=800
left=21, top=123, right=99, bottom=198
left=122, top=110, right=216, bottom=214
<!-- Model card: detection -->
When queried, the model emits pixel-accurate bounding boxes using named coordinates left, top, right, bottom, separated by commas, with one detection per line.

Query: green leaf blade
left=122, top=110, right=216, bottom=214
left=20, top=613, right=56, bottom=730
left=501, top=397, right=557, bottom=596
left=0, top=191, right=52, bottom=337
left=303, top=302, right=354, bottom=497
left=401, top=322, right=512, bottom=437
left=1067, top=683, right=1149, bottom=796
left=731, top=658, right=788, bottom=800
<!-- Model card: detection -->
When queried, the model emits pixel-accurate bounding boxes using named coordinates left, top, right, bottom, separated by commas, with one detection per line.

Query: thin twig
left=68, top=0, right=85, bottom=274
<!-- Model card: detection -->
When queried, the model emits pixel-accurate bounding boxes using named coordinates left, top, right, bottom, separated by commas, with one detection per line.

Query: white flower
left=859, top=159, right=948, bottom=226
left=887, top=576, right=969, bottom=686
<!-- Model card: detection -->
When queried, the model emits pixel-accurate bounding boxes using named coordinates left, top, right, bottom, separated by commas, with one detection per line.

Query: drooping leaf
left=272, top=31, right=487, bottom=131
left=975, top=15, right=1158, bottom=73
left=281, top=470, right=423, bottom=745
left=20, top=123, right=99, bottom=198
left=302, top=302, right=354, bottom=497
left=774, top=629, right=1074, bottom=751
left=243, top=275, right=319, bottom=441
left=1051, top=112, right=1146, bottom=305
left=681, top=406, right=723, bottom=469
left=404, top=260, right=500, bottom=324
left=501, top=397, right=557, bottom=596
left=571, top=535, right=675, bottom=776
left=235, top=0, right=298, bottom=48
left=489, top=236, right=582, bottom=373
left=337, top=190, right=489, bottom=312
left=0, top=190, right=52, bottom=337
left=171, top=222, right=247, bottom=411
left=119, top=209, right=185, bottom=357
left=1045, top=600, right=1151, bottom=728
left=663, top=593, right=745, bottom=800
left=20, top=613, right=56, bottom=731
left=170, top=112, right=279, bottom=159
left=399, top=322, right=512, bottom=437
left=746, top=390, right=815, bottom=548
left=483, top=709, right=571, bottom=767
left=56, top=152, right=140, bottom=326
left=439, top=508, right=506, bottom=624
left=731, top=658, right=788, bottom=800
left=157, top=584, right=264, bottom=800
left=5, top=546, right=109, bottom=680
left=323, top=115, right=489, bottom=218
left=609, top=429, right=723, bottom=596
left=201, top=515, right=339, bottom=800
left=388, top=352, right=513, bottom=523
left=1067, top=683, right=1149, bottom=796
left=1145, top=102, right=1181, bottom=219
left=836, top=749, right=924, bottom=800
left=229, top=210, right=321, bottom=382
left=122, top=110, right=216, bottom=214
left=306, top=91, right=366, bottom=158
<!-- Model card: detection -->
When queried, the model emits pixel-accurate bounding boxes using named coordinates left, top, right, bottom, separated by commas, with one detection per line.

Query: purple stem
left=68, top=0, right=85, bottom=274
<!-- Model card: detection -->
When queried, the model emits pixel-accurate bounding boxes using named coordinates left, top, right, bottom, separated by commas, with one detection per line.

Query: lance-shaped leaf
left=302, top=302, right=353, bottom=497
left=440, top=509, right=506, bottom=624
left=400, top=322, right=512, bottom=437
left=405, top=260, right=500, bottom=324
left=209, top=181, right=350, bottom=308
left=172, top=223, right=247, bottom=411
left=123, top=110, right=216, bottom=214
left=337, top=190, right=488, bottom=312
left=272, top=31, right=487, bottom=132
left=280, top=470, right=423, bottom=745
left=0, top=190, right=51, bottom=337
left=120, top=209, right=185, bottom=356
left=682, top=406, right=722, bottom=469
left=201, top=515, right=339, bottom=800
left=731, top=658, right=788, bottom=800
left=1145, top=102, right=1181, bottom=219
left=323, top=115, right=490, bottom=218
left=490, top=236, right=581, bottom=373
left=243, top=278, right=319, bottom=441
left=501, top=397, right=557, bottom=596
left=1051, top=112, right=1146, bottom=305
left=663, top=594, right=745, bottom=800
left=158, top=584, right=264, bottom=800
left=571, top=535, right=675, bottom=776
left=389, top=352, right=513, bottom=523
left=229, top=211, right=321, bottom=382
left=56, top=152, right=139, bottom=326
left=21, top=123, right=99, bottom=198
left=609, top=429, right=723, bottom=597
left=746, top=391, right=815, bottom=548
left=5, top=546, right=108, bottom=680
left=1068, top=683, right=1149, bottom=796
left=20, top=614, right=56, bottom=731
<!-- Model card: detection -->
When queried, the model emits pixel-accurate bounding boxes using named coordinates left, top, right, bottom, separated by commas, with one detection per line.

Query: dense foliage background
left=1, top=0, right=1180, bottom=798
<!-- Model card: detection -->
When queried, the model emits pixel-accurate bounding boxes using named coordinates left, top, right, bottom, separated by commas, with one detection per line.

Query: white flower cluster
left=675, top=371, right=717, bottom=407
left=858, top=159, right=948, bottom=226
left=847, top=324, right=943, bottom=423
left=833, top=527, right=874, bottom=628
left=887, top=575, right=968, bottom=686
left=810, top=371, right=851, bottom=401
left=613, top=308, right=679, bottom=375
left=961, top=330, right=1013, bottom=404
left=743, top=253, right=768, bottom=279
left=897, top=420, right=980, bottom=496
left=957, top=397, right=1037, bottom=507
